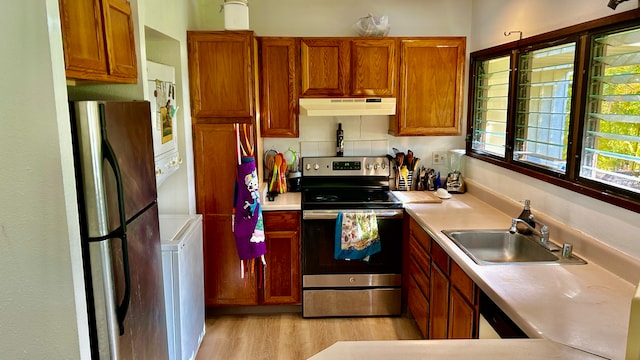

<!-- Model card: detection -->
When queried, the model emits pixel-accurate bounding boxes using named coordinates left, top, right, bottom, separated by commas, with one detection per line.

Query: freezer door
left=101, top=101, right=157, bottom=228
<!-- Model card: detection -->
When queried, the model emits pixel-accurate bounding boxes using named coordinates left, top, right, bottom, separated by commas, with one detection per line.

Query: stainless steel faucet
left=509, top=215, right=560, bottom=251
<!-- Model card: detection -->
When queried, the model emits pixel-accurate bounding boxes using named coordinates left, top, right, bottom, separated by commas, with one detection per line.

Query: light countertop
left=260, top=183, right=301, bottom=211
left=309, top=339, right=603, bottom=360
left=405, top=193, right=635, bottom=360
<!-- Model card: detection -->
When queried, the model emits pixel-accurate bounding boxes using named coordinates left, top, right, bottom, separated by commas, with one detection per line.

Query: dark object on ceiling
left=608, top=0, right=629, bottom=9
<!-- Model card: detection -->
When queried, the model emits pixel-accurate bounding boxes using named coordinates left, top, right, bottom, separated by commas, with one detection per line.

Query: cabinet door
left=448, top=288, right=477, bottom=339
left=429, top=263, right=449, bottom=339
left=300, top=38, right=350, bottom=97
left=188, top=31, right=255, bottom=119
left=59, top=0, right=108, bottom=76
left=391, top=37, right=466, bottom=136
left=202, top=214, right=258, bottom=306
left=262, top=211, right=301, bottom=304
left=259, top=38, right=299, bottom=137
left=351, top=39, right=397, bottom=96
left=263, top=229, right=300, bottom=304
left=101, top=0, right=137, bottom=79
left=193, top=124, right=237, bottom=216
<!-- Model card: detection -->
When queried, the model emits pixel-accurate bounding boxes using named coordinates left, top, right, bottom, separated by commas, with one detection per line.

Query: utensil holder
left=398, top=170, right=413, bottom=191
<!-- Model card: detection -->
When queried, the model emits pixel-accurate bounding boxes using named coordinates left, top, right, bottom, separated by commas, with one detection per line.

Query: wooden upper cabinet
left=188, top=31, right=256, bottom=120
left=351, top=39, right=397, bottom=96
left=390, top=37, right=466, bottom=136
left=101, top=0, right=137, bottom=79
left=59, top=0, right=137, bottom=83
left=259, top=37, right=299, bottom=137
left=300, top=38, right=397, bottom=98
left=300, top=38, right=350, bottom=97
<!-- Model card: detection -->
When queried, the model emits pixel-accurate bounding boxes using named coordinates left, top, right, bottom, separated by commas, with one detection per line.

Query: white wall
left=468, top=0, right=640, bottom=260
left=0, top=0, right=88, bottom=358
left=470, top=0, right=639, bottom=51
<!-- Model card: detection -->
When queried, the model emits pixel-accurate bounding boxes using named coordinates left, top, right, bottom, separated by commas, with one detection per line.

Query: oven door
left=301, top=209, right=403, bottom=276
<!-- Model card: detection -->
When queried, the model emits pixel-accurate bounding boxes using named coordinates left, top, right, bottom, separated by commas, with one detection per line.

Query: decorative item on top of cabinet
left=187, top=31, right=256, bottom=122
left=389, top=37, right=465, bottom=136
left=59, top=0, right=137, bottom=84
left=300, top=38, right=397, bottom=98
left=259, top=37, right=299, bottom=137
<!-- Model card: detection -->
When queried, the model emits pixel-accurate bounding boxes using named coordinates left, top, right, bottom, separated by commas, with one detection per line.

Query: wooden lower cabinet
left=406, top=216, right=479, bottom=339
left=262, top=211, right=301, bottom=304
left=429, top=262, right=449, bottom=339
left=448, top=287, right=477, bottom=339
left=203, top=214, right=258, bottom=306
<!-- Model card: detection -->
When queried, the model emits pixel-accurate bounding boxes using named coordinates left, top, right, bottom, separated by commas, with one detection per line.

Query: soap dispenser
left=517, top=200, right=536, bottom=235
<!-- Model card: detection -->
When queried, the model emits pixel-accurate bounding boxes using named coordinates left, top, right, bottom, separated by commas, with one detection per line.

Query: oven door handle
left=303, top=209, right=404, bottom=220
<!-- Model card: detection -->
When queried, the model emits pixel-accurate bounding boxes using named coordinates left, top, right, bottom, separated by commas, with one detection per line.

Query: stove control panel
left=302, top=156, right=391, bottom=177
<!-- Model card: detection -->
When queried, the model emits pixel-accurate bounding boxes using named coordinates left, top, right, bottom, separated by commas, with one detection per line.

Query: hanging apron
left=233, top=156, right=266, bottom=261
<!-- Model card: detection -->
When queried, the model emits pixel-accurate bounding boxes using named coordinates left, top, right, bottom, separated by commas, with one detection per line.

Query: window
left=471, top=55, right=510, bottom=157
left=580, top=27, right=640, bottom=195
left=468, top=11, right=640, bottom=212
left=514, top=43, right=576, bottom=174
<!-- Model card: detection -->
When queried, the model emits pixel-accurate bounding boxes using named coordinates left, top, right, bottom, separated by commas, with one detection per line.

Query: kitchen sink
left=442, top=229, right=586, bottom=265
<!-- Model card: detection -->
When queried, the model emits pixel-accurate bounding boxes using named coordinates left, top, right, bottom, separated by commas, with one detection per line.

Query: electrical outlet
left=432, top=151, right=447, bottom=165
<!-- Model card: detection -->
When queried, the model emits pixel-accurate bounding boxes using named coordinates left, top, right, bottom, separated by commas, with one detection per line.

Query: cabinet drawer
left=409, top=237, right=430, bottom=276
left=409, top=217, right=431, bottom=253
left=450, top=261, right=476, bottom=304
left=430, top=239, right=450, bottom=275
left=407, top=276, right=429, bottom=338
left=409, top=255, right=430, bottom=299
left=263, top=211, right=300, bottom=231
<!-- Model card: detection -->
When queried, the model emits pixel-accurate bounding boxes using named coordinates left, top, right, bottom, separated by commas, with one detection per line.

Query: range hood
left=299, top=98, right=396, bottom=117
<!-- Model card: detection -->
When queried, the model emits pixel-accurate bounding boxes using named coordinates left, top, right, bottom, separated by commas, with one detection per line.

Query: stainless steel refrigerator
left=70, top=101, right=169, bottom=359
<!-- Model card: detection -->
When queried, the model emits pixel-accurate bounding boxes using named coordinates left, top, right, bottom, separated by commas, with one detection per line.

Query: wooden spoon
left=271, top=154, right=282, bottom=192
left=279, top=153, right=288, bottom=193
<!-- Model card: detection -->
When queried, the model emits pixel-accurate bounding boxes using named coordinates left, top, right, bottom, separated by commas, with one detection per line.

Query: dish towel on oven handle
left=334, top=211, right=381, bottom=262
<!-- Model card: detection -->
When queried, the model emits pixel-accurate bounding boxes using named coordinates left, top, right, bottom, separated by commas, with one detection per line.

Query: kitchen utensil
left=396, top=152, right=404, bottom=169
left=271, top=154, right=282, bottom=192
left=279, top=153, right=288, bottom=193
left=284, top=148, right=298, bottom=172
left=406, top=150, right=414, bottom=170
left=400, top=165, right=409, bottom=190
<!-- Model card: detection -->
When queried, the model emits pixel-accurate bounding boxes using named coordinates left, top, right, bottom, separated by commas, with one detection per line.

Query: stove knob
left=374, top=163, right=380, bottom=170
left=306, top=163, right=311, bottom=171
left=381, top=162, right=387, bottom=169
left=366, top=163, right=373, bottom=170
left=314, top=163, right=320, bottom=170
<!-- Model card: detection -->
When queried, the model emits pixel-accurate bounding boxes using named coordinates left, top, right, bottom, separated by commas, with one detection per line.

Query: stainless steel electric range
left=300, top=156, right=403, bottom=318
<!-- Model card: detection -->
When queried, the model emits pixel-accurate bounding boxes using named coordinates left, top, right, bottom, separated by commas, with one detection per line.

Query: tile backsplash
left=261, top=114, right=464, bottom=174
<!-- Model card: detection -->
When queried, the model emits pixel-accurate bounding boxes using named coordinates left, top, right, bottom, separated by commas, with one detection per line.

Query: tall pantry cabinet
left=188, top=31, right=302, bottom=307
left=188, top=31, right=259, bottom=306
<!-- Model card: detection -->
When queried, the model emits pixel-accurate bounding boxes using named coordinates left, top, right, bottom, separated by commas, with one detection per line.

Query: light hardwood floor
left=195, top=312, right=422, bottom=360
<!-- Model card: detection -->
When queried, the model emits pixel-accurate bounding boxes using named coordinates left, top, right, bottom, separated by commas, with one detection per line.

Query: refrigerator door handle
left=103, top=137, right=131, bottom=336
